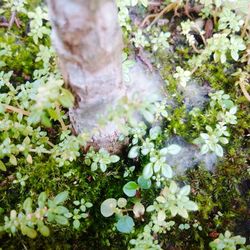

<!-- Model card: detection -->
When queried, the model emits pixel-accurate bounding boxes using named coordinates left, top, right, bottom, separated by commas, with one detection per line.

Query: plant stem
left=55, top=102, right=68, bottom=131
left=3, top=104, right=30, bottom=116
left=239, top=81, right=250, bottom=102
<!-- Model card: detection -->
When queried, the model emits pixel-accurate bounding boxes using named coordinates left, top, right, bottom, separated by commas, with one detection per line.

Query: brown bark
left=47, top=0, right=124, bottom=151
left=47, top=0, right=163, bottom=152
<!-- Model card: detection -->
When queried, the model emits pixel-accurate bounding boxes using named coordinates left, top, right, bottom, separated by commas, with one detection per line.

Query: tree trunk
left=47, top=0, right=164, bottom=152
left=47, top=0, right=124, bottom=151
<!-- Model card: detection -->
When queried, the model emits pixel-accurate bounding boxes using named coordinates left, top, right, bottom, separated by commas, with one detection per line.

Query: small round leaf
left=100, top=198, right=117, bottom=217
left=123, top=181, right=138, bottom=197
left=116, top=215, right=135, bottom=233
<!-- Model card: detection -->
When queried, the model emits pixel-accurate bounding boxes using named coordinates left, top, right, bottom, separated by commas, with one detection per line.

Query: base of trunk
left=70, top=61, right=164, bottom=153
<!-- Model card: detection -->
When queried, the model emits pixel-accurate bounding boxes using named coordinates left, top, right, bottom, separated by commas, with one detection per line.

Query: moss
left=0, top=1, right=249, bottom=249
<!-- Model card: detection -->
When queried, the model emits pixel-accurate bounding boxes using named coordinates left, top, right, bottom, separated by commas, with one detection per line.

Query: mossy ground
left=0, top=1, right=249, bottom=250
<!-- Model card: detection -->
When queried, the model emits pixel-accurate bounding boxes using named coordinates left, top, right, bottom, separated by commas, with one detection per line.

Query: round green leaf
left=21, top=225, right=37, bottom=239
left=116, top=215, right=135, bottom=233
left=58, top=89, right=75, bottom=108
left=123, top=181, right=138, bottom=197
left=9, top=155, right=17, bottom=166
left=184, top=201, right=198, bottom=211
left=201, top=144, right=209, bottom=155
left=117, top=198, right=127, bottom=208
left=100, top=198, right=117, bottom=217
left=23, top=198, right=32, bottom=214
left=54, top=206, right=69, bottom=215
left=137, top=176, right=151, bottom=189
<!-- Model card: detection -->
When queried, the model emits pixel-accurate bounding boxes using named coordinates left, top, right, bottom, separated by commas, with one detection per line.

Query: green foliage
left=194, top=91, right=237, bottom=157
left=0, top=191, right=70, bottom=238
left=173, top=66, right=192, bottom=87
left=147, top=181, right=198, bottom=219
left=84, top=147, right=120, bottom=172
left=0, top=0, right=249, bottom=249
left=70, top=199, right=93, bottom=230
left=218, top=8, right=244, bottom=32
left=209, top=231, right=247, bottom=250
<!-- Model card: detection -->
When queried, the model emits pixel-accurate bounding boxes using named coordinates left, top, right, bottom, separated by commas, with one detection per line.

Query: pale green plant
left=100, top=176, right=152, bottom=233
left=123, top=166, right=136, bottom=177
left=173, top=66, right=192, bottom=87
left=0, top=191, right=70, bottom=238
left=35, top=45, right=55, bottom=69
left=150, top=31, right=170, bottom=52
left=217, top=107, right=237, bottom=125
left=130, top=181, right=198, bottom=249
left=131, top=29, right=150, bottom=48
left=127, top=125, right=181, bottom=186
left=28, top=73, right=74, bottom=125
left=122, top=52, right=135, bottom=82
left=52, top=131, right=89, bottom=167
left=27, top=6, right=50, bottom=44
left=13, top=172, right=29, bottom=187
left=209, top=231, right=248, bottom=250
left=128, top=125, right=160, bottom=157
left=218, top=8, right=244, bottom=32
left=142, top=144, right=181, bottom=186
left=189, top=33, right=246, bottom=66
left=194, top=125, right=229, bottom=157
left=116, top=0, right=148, bottom=31
left=67, top=199, right=93, bottom=230
left=194, top=91, right=237, bottom=157
left=3, top=0, right=27, bottom=13
left=84, top=147, right=120, bottom=172
left=0, top=43, right=12, bottom=68
left=147, top=181, right=198, bottom=219
left=154, top=100, right=169, bottom=119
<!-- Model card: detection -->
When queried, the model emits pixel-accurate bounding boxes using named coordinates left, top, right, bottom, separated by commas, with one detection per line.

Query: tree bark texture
left=47, top=0, right=124, bottom=151
left=47, top=0, right=164, bottom=152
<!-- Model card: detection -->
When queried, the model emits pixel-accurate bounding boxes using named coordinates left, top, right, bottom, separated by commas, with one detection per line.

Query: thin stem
left=8, top=11, right=16, bottom=30
left=55, top=102, right=68, bottom=131
left=241, top=4, right=250, bottom=38
left=191, top=43, right=201, bottom=53
left=140, top=13, right=158, bottom=27
left=47, top=140, right=55, bottom=147
left=29, top=148, right=52, bottom=154
left=191, top=65, right=199, bottom=74
left=0, top=23, right=8, bottom=27
left=140, top=2, right=178, bottom=28
left=149, top=2, right=179, bottom=28
left=239, top=81, right=250, bottom=102
left=213, top=7, right=218, bottom=26
left=148, top=1, right=161, bottom=6
left=3, top=104, right=30, bottom=116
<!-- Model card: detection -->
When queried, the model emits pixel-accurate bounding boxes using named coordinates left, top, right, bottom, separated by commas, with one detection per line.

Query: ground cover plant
left=0, top=0, right=249, bottom=249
